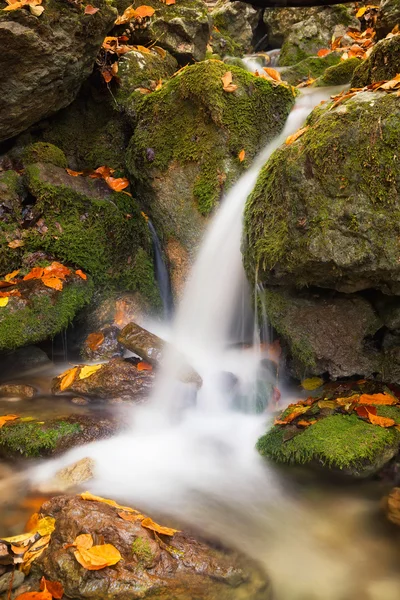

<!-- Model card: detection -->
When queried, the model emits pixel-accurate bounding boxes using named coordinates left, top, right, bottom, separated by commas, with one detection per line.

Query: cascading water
left=147, top=220, right=174, bottom=319
left=32, top=87, right=400, bottom=600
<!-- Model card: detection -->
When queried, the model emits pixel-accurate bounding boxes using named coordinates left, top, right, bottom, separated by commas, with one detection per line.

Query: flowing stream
left=26, top=88, right=400, bottom=599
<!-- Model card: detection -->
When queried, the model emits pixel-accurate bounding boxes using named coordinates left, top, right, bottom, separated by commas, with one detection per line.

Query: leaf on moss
left=75, top=269, right=87, bottom=280
left=263, top=67, right=281, bottom=82
left=317, top=48, right=331, bottom=57
left=238, top=149, right=246, bottom=162
left=221, top=71, right=238, bottom=93
left=285, top=126, right=309, bottom=145
left=275, top=405, right=310, bottom=425
left=0, top=298, right=9, bottom=307
left=359, top=392, right=398, bottom=405
left=0, top=414, right=19, bottom=428
left=84, top=4, right=99, bottom=14
left=41, top=276, right=63, bottom=291
left=301, top=377, right=323, bottom=391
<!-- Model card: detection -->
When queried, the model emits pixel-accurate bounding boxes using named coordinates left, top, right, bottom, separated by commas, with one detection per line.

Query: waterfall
left=147, top=220, right=174, bottom=319
left=33, top=87, right=357, bottom=600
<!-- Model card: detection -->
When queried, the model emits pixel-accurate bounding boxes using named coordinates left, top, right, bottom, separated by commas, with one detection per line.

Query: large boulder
left=278, top=5, right=359, bottom=66
left=376, top=0, right=400, bottom=38
left=211, top=0, right=262, bottom=55
left=351, top=34, right=400, bottom=87
left=126, top=60, right=295, bottom=257
left=244, top=91, right=400, bottom=295
left=35, top=495, right=270, bottom=600
left=263, top=7, right=320, bottom=49
left=314, top=57, right=361, bottom=87
left=0, top=0, right=117, bottom=142
left=280, top=53, right=341, bottom=86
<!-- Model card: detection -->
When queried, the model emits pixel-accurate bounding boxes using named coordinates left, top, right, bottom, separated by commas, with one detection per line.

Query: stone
left=386, top=487, right=400, bottom=526
left=278, top=5, right=359, bottom=66
left=0, top=384, right=36, bottom=399
left=351, top=35, right=400, bottom=87
left=81, top=325, right=125, bottom=362
left=165, top=238, right=190, bottom=299
left=0, top=347, right=50, bottom=378
left=0, top=0, right=117, bottom=142
left=314, top=57, right=361, bottom=86
left=376, top=0, right=400, bottom=38
left=211, top=0, right=262, bottom=55
left=35, top=457, right=95, bottom=494
left=52, top=358, right=156, bottom=401
left=36, top=495, right=270, bottom=600
left=0, top=570, right=25, bottom=593
left=126, top=60, right=295, bottom=259
left=280, top=53, right=341, bottom=86
left=21, top=142, right=68, bottom=169
left=263, top=7, right=320, bottom=49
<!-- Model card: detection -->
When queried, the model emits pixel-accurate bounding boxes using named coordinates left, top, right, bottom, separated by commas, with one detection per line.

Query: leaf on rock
left=317, top=48, right=331, bottom=57
left=0, top=414, right=18, bottom=428
left=72, top=534, right=94, bottom=550
left=86, top=332, right=105, bottom=351
left=79, top=365, right=103, bottom=380
left=15, top=592, right=52, bottom=600
left=29, top=3, right=44, bottom=15
left=141, top=517, right=179, bottom=536
left=263, top=67, right=281, bottom=81
left=84, top=4, right=99, bottom=14
left=297, top=420, right=317, bottom=427
left=105, top=176, right=129, bottom=192
left=66, top=169, right=84, bottom=176
left=41, top=276, right=63, bottom=291
left=40, top=578, right=64, bottom=600
left=0, top=298, right=9, bottom=307
left=317, top=400, right=337, bottom=409
left=301, top=377, right=323, bottom=391
left=115, top=4, right=154, bottom=25
left=44, top=262, right=71, bottom=280
left=60, top=366, right=79, bottom=391
left=118, top=511, right=145, bottom=522
left=238, top=149, right=246, bottom=162
left=74, top=544, right=122, bottom=570
left=80, top=492, right=139, bottom=514
left=33, top=517, right=56, bottom=537
left=359, top=392, right=398, bottom=405
left=135, top=5, right=155, bottom=17
left=75, top=269, right=87, bottom=280
left=137, top=362, right=153, bottom=371
left=285, top=126, right=309, bottom=145
left=221, top=71, right=238, bottom=92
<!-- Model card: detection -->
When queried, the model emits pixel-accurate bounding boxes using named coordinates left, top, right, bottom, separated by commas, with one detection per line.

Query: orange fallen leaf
left=86, top=332, right=105, bottom=351
left=60, top=366, right=79, bottom=391
left=43, top=262, right=71, bottom=280
left=221, top=71, right=238, bottom=93
left=24, top=267, right=44, bottom=281
left=84, top=4, right=99, bottom=14
left=4, top=269, right=20, bottom=282
left=238, top=149, right=246, bottom=162
left=317, top=48, right=331, bottom=57
left=0, top=415, right=19, bottom=428
left=8, top=239, right=24, bottom=249
left=263, top=67, right=281, bottom=82
left=40, top=578, right=64, bottom=600
left=105, top=176, right=129, bottom=192
left=359, top=392, right=398, bottom=406
left=135, top=5, right=155, bottom=17
left=25, top=512, right=40, bottom=532
left=137, top=362, right=153, bottom=371
left=274, top=405, right=310, bottom=425
left=41, top=276, right=63, bottom=291
left=73, top=534, right=94, bottom=550
left=75, top=270, right=87, bottom=280
left=297, top=420, right=317, bottom=427
left=80, top=492, right=139, bottom=513
left=74, top=544, right=122, bottom=570
left=141, top=517, right=179, bottom=536
left=15, top=592, right=52, bottom=600
left=368, top=412, right=395, bottom=428
left=285, top=126, right=309, bottom=145
left=66, top=168, right=84, bottom=177
left=118, top=511, right=146, bottom=522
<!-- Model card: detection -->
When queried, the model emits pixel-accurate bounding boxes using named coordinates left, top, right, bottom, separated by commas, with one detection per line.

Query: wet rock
left=351, top=35, right=400, bottom=87
left=0, top=347, right=50, bottom=379
left=52, top=358, right=155, bottom=401
left=261, top=287, right=381, bottom=379
left=81, top=325, right=125, bottom=362
left=281, top=53, right=341, bottom=86
left=244, top=92, right=400, bottom=296
left=278, top=6, right=359, bottom=66
left=35, top=457, right=95, bottom=494
left=71, top=397, right=90, bottom=406
left=0, top=570, right=24, bottom=593
left=125, top=0, right=210, bottom=64
left=386, top=487, right=400, bottom=526
left=165, top=238, right=190, bottom=300
left=0, top=384, right=36, bottom=399
left=376, top=0, right=400, bottom=38
left=0, top=0, right=117, bottom=142
left=0, top=415, right=119, bottom=459
left=211, top=0, right=262, bottom=55
left=0, top=544, right=12, bottom=567
left=126, top=60, right=295, bottom=260
left=36, top=495, right=270, bottom=600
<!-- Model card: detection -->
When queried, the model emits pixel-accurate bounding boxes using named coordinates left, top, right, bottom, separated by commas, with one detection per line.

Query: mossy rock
left=314, top=57, right=361, bottom=86
left=20, top=162, right=160, bottom=307
left=0, top=414, right=119, bottom=458
left=22, top=142, right=68, bottom=169
left=126, top=60, right=296, bottom=254
left=263, top=7, right=321, bottom=49
left=257, top=412, right=400, bottom=477
left=0, top=273, right=93, bottom=352
left=244, top=91, right=400, bottom=294
left=281, top=53, right=341, bottom=86
left=279, top=5, right=358, bottom=66
left=376, top=0, right=400, bottom=38
left=210, top=28, right=243, bottom=59
left=351, top=35, right=400, bottom=88
left=210, top=0, right=261, bottom=56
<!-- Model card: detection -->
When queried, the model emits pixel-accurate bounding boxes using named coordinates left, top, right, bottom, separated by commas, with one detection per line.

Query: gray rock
left=211, top=0, right=262, bottom=54
left=0, top=570, right=24, bottom=593
left=263, top=7, right=321, bottom=49
left=376, top=0, right=400, bottom=38
left=0, top=0, right=117, bottom=141
left=351, top=35, right=400, bottom=87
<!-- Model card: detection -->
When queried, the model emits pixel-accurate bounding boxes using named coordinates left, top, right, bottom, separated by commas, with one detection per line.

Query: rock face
left=0, top=0, right=116, bottom=142
left=278, top=5, right=358, bottom=66
left=263, top=7, right=320, bottom=49
left=122, top=0, right=210, bottom=64
left=376, top=0, right=400, bottom=38
left=351, top=35, right=400, bottom=87
left=211, top=0, right=262, bottom=55
left=36, top=495, right=270, bottom=600
left=126, top=60, right=295, bottom=257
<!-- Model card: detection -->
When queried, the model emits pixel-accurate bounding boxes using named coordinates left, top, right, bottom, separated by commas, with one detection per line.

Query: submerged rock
left=211, top=0, right=262, bottom=55
left=0, top=0, right=116, bottom=142
left=35, top=457, right=96, bottom=494
left=126, top=60, right=295, bottom=258
left=351, top=35, right=400, bottom=87
left=386, top=487, right=400, bottom=526
left=36, top=495, right=271, bottom=600
left=0, top=384, right=36, bottom=399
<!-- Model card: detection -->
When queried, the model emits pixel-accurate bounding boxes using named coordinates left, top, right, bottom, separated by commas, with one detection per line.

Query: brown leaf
left=86, top=332, right=105, bottom=351
left=285, top=126, right=309, bottom=145
left=60, top=366, right=79, bottom=391
left=359, top=392, right=398, bottom=405
left=141, top=517, right=179, bottom=537
left=118, top=511, right=145, bottom=522
left=74, top=544, right=122, bottom=570
left=263, top=67, right=281, bottom=82
left=297, top=420, right=317, bottom=427
left=84, top=4, right=99, bottom=14
left=40, top=578, right=64, bottom=600
left=221, top=71, right=238, bottom=93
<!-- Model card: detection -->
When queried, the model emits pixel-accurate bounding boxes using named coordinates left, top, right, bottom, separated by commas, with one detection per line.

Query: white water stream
left=32, top=88, right=400, bottom=600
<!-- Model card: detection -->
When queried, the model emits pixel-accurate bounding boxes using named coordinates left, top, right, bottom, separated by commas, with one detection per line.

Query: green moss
left=0, top=420, right=81, bottom=457
left=210, top=28, right=244, bottom=58
left=315, top=57, right=361, bottom=87
left=257, top=414, right=400, bottom=470
left=132, top=537, right=154, bottom=564
left=0, top=279, right=93, bottom=351
left=352, top=35, right=400, bottom=87
left=282, top=53, right=341, bottom=86
left=22, top=142, right=68, bottom=169
left=127, top=60, right=296, bottom=216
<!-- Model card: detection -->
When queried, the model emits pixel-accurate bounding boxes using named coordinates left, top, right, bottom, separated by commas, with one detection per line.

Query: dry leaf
left=14, top=592, right=52, bottom=600
left=137, top=362, right=153, bottom=371
left=41, top=276, right=63, bottom=291
left=135, top=5, right=155, bottom=17
left=4, top=269, right=20, bottom=282
left=221, top=71, right=238, bottom=92
left=0, top=414, right=18, bottom=427
left=43, top=262, right=71, bottom=279
left=301, top=377, right=323, bottom=391
left=80, top=492, right=139, bottom=513
left=40, top=578, right=64, bottom=600
left=317, top=400, right=337, bottom=409
left=285, top=126, right=309, bottom=145
left=368, top=412, right=395, bottom=428
left=238, top=149, right=246, bottom=162
left=25, top=513, right=40, bottom=533
left=33, top=517, right=56, bottom=536
left=118, top=511, right=146, bottom=522
left=84, top=4, right=99, bottom=14
left=73, top=534, right=94, bottom=550
left=274, top=405, right=310, bottom=425
left=317, top=48, right=331, bottom=57
left=86, top=332, right=105, bottom=351
left=105, top=176, right=129, bottom=192
left=60, top=366, right=79, bottom=391
left=79, top=365, right=103, bottom=380
left=297, top=420, right=317, bottom=427
left=141, top=517, right=179, bottom=536
left=0, top=297, right=9, bottom=307
left=24, top=267, right=44, bottom=281
left=358, top=392, right=398, bottom=405
left=76, top=269, right=87, bottom=280
left=8, top=239, right=24, bottom=249
left=29, top=3, right=44, bottom=15
left=263, top=67, right=281, bottom=82
left=74, top=544, right=122, bottom=570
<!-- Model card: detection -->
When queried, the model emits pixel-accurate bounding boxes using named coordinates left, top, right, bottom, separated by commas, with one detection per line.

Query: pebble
left=0, top=571, right=25, bottom=593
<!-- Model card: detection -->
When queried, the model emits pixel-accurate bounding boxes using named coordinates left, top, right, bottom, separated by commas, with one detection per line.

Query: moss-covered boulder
left=258, top=382, right=400, bottom=477
left=22, top=143, right=68, bottom=169
left=18, top=162, right=160, bottom=306
left=314, top=57, right=361, bottom=87
left=0, top=268, right=92, bottom=352
left=261, top=287, right=381, bottom=379
left=210, top=0, right=262, bottom=55
left=119, top=0, right=210, bottom=64
left=0, top=172, right=24, bottom=273
left=376, top=0, right=400, bottom=38
left=244, top=91, right=400, bottom=295
left=279, top=5, right=358, bottom=66
left=263, top=7, right=320, bottom=49
left=116, top=48, right=178, bottom=113
left=0, top=0, right=117, bottom=142
left=127, top=60, right=296, bottom=255
left=281, top=53, right=341, bottom=86
left=351, top=35, right=400, bottom=88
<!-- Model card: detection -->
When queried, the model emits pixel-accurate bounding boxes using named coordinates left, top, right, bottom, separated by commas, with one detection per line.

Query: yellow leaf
left=356, top=5, right=377, bottom=18
left=60, top=366, right=79, bottom=391
left=74, top=544, right=122, bottom=570
left=274, top=405, right=310, bottom=425
left=29, top=3, right=44, bottom=15
left=141, top=517, right=179, bottom=537
left=79, top=365, right=103, bottom=380
left=80, top=491, right=139, bottom=513
left=238, top=149, right=245, bottom=162
left=152, top=46, right=166, bottom=58
left=8, top=239, right=24, bottom=248
left=33, top=517, right=56, bottom=536
left=4, top=269, right=20, bottom=282
left=301, top=377, right=323, bottom=391
left=118, top=511, right=145, bottom=522
left=1, top=532, right=36, bottom=544
left=0, top=297, right=9, bottom=307
left=317, top=400, right=337, bottom=409
left=263, top=67, right=281, bottom=82
left=74, top=534, right=94, bottom=550
left=221, top=71, right=238, bottom=92
left=285, top=126, right=309, bottom=146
